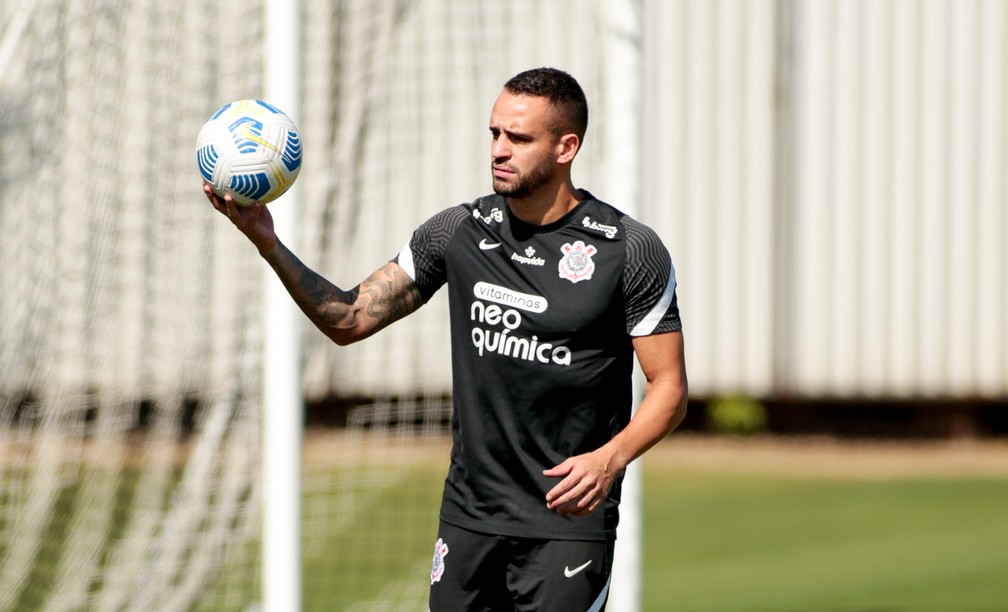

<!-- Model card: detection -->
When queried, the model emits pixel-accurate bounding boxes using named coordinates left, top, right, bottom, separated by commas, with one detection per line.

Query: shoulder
left=620, top=214, right=672, bottom=291
left=416, top=202, right=472, bottom=237
left=578, top=195, right=670, bottom=264
left=621, top=214, right=671, bottom=268
left=613, top=213, right=679, bottom=328
left=575, top=196, right=680, bottom=333
left=399, top=196, right=507, bottom=298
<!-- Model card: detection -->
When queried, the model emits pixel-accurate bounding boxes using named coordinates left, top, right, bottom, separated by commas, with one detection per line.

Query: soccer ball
left=196, top=99, right=302, bottom=206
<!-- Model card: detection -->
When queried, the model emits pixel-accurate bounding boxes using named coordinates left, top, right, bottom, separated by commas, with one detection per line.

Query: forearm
left=605, top=378, right=687, bottom=474
left=263, top=242, right=422, bottom=345
left=605, top=330, right=689, bottom=471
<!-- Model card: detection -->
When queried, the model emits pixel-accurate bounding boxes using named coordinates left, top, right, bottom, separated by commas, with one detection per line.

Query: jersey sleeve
left=394, top=204, right=471, bottom=302
left=622, top=216, right=682, bottom=336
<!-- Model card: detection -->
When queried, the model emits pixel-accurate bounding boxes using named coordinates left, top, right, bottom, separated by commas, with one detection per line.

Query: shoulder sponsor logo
left=558, top=240, right=597, bottom=283
left=511, top=245, right=545, bottom=267
left=473, top=207, right=504, bottom=225
left=582, top=216, right=618, bottom=239
left=478, top=239, right=501, bottom=250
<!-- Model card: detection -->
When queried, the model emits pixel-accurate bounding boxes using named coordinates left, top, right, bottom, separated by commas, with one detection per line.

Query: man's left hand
left=543, top=449, right=623, bottom=516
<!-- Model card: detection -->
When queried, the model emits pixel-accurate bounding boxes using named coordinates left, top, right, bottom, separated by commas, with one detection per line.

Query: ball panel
left=196, top=145, right=218, bottom=183
left=254, top=100, right=283, bottom=114
left=209, top=102, right=233, bottom=120
left=281, top=130, right=302, bottom=173
left=229, top=172, right=272, bottom=204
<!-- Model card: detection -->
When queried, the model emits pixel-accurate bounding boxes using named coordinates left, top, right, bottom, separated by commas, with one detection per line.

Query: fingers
left=203, top=182, right=257, bottom=224
left=202, top=180, right=218, bottom=203
left=549, top=481, right=603, bottom=516
left=201, top=182, right=276, bottom=256
left=544, top=462, right=608, bottom=516
left=223, top=194, right=239, bottom=217
left=542, top=460, right=571, bottom=479
left=203, top=181, right=229, bottom=215
left=559, top=496, right=603, bottom=517
left=202, top=181, right=239, bottom=214
left=543, top=460, right=574, bottom=508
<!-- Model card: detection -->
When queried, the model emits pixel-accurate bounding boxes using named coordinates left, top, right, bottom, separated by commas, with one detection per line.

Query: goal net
left=0, top=1, right=640, bottom=610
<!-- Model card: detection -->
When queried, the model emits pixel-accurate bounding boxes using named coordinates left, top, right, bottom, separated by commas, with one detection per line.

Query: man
left=205, top=67, right=687, bottom=611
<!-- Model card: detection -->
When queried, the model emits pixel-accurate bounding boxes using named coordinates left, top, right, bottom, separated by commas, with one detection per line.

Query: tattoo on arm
left=359, top=267, right=423, bottom=327
left=271, top=246, right=421, bottom=342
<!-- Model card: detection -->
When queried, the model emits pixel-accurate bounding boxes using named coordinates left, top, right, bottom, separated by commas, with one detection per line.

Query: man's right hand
left=203, top=181, right=278, bottom=258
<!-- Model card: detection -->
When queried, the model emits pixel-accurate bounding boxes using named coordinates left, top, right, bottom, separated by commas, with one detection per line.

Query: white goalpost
left=603, top=2, right=644, bottom=611
left=262, top=1, right=303, bottom=610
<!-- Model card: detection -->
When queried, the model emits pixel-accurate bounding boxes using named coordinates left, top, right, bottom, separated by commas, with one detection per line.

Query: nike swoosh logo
left=564, top=560, right=592, bottom=578
left=478, top=239, right=501, bottom=250
left=237, top=122, right=280, bottom=153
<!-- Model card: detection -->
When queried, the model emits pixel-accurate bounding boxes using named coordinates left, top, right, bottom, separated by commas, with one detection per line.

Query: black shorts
left=428, top=520, right=615, bottom=612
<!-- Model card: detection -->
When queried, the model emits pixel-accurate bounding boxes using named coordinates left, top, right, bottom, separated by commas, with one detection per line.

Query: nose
left=491, top=135, right=510, bottom=161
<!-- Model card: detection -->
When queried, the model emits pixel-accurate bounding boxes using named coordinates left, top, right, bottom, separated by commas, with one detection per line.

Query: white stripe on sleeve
left=629, top=264, right=677, bottom=337
left=397, top=240, right=417, bottom=281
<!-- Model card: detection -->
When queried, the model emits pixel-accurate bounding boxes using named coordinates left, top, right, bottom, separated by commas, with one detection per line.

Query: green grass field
left=642, top=469, right=1008, bottom=611
left=291, top=437, right=1008, bottom=611
left=8, top=437, right=1008, bottom=611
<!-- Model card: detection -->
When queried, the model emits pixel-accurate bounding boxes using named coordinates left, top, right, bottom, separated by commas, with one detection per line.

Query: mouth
left=492, top=165, right=515, bottom=180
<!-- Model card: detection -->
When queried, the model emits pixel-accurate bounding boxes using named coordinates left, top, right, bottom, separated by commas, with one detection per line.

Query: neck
left=506, top=181, right=583, bottom=226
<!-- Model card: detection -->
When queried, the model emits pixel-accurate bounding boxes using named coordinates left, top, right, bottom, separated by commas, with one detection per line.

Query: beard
left=492, top=156, right=555, bottom=199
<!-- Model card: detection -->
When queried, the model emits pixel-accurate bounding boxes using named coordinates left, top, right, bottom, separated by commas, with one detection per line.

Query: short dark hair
left=504, top=67, right=588, bottom=141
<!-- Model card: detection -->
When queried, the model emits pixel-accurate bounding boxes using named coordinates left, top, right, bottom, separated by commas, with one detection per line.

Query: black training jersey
left=396, top=192, right=680, bottom=541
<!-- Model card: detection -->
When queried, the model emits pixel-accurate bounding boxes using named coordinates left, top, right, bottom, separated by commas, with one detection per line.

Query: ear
left=556, top=133, right=580, bottom=164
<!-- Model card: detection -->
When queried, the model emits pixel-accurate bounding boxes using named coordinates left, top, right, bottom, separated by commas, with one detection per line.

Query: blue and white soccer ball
left=196, top=99, right=302, bottom=206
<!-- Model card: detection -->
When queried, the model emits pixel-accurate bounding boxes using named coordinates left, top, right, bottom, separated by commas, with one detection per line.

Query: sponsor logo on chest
left=469, top=282, right=571, bottom=366
left=511, top=246, right=546, bottom=267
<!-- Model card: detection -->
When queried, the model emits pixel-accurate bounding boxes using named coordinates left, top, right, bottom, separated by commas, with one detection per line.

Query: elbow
left=663, top=381, right=688, bottom=434
left=313, top=304, right=366, bottom=346
left=327, top=326, right=364, bottom=346
left=669, top=396, right=688, bottom=432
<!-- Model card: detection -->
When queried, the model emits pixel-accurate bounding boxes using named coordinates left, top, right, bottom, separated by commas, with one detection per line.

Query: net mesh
left=0, top=0, right=626, bottom=610
left=0, top=1, right=265, bottom=609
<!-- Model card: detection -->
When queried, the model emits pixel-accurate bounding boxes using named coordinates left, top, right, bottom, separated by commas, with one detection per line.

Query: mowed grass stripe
left=643, top=470, right=1008, bottom=611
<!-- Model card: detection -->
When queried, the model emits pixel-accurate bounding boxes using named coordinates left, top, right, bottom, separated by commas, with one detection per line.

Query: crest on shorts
left=558, top=240, right=597, bottom=283
left=430, top=537, right=449, bottom=585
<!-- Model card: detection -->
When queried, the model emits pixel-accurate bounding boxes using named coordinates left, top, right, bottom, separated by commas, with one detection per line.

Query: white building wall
left=786, top=0, right=1007, bottom=397
left=643, top=0, right=1007, bottom=399
left=643, top=0, right=778, bottom=397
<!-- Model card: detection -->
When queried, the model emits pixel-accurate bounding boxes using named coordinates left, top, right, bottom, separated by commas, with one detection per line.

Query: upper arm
left=332, top=261, right=424, bottom=345
left=330, top=204, right=469, bottom=344
left=631, top=330, right=688, bottom=430
left=632, top=330, right=687, bottom=390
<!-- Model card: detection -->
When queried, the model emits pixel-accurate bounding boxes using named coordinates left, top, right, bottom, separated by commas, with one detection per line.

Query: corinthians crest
left=558, top=240, right=597, bottom=283
left=430, top=538, right=449, bottom=584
